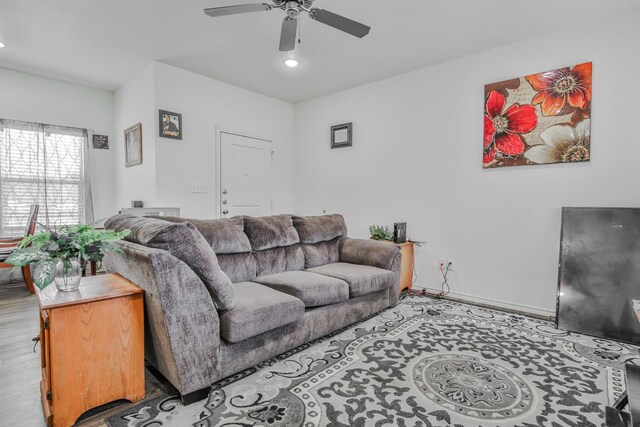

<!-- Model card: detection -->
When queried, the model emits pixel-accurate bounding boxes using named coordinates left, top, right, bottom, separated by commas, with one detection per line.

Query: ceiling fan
left=204, top=0, right=371, bottom=52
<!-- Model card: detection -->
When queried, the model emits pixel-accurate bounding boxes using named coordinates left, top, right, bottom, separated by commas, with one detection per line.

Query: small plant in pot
left=369, top=225, right=394, bottom=242
left=5, top=224, right=130, bottom=291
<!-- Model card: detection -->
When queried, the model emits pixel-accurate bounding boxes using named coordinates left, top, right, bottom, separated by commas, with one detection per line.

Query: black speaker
left=394, top=222, right=407, bottom=243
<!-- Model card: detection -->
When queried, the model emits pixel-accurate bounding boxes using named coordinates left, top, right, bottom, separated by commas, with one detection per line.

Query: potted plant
left=5, top=224, right=130, bottom=291
left=369, top=225, right=394, bottom=242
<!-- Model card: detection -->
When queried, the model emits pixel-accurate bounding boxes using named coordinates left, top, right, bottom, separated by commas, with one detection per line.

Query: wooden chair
left=0, top=205, right=39, bottom=293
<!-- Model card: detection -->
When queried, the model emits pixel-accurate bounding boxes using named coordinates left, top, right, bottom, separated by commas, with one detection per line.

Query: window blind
left=0, top=119, right=92, bottom=237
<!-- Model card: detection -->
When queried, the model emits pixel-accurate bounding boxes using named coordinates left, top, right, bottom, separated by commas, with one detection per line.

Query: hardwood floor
left=0, top=281, right=46, bottom=427
left=0, top=281, right=174, bottom=427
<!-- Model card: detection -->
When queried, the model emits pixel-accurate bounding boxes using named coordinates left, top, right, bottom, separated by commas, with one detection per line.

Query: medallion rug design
left=108, top=298, right=640, bottom=427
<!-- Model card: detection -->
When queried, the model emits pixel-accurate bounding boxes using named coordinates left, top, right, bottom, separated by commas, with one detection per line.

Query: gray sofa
left=103, top=213, right=401, bottom=403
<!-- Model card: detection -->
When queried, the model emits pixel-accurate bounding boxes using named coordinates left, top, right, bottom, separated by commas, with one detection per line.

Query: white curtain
left=0, top=119, right=94, bottom=237
left=84, top=130, right=95, bottom=225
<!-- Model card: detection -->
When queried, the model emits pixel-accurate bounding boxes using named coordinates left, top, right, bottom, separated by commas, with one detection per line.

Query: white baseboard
left=415, top=285, right=556, bottom=319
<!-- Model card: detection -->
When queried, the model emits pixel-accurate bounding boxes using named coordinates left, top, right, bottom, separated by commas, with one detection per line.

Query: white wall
left=293, top=14, right=640, bottom=315
left=153, top=63, right=294, bottom=218
left=0, top=67, right=116, bottom=283
left=0, top=67, right=116, bottom=221
left=113, top=62, right=294, bottom=218
left=114, top=63, right=157, bottom=210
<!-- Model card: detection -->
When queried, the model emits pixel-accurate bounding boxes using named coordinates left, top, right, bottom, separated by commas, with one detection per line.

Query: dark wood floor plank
left=0, top=282, right=45, bottom=427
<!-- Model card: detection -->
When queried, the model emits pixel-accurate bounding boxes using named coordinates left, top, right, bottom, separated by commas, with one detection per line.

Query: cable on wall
left=408, top=260, right=451, bottom=299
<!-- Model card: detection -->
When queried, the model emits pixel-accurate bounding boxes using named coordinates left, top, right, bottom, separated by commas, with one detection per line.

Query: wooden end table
left=398, top=242, right=414, bottom=294
left=36, top=273, right=145, bottom=427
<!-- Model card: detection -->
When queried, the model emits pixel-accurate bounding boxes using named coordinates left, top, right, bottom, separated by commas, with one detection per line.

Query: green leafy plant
left=5, top=224, right=130, bottom=290
left=369, top=224, right=394, bottom=241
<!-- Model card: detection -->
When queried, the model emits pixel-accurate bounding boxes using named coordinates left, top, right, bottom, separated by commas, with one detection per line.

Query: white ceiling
left=0, top=0, right=638, bottom=103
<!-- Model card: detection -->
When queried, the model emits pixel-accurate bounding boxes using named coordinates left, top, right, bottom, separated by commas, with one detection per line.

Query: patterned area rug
left=107, top=297, right=640, bottom=427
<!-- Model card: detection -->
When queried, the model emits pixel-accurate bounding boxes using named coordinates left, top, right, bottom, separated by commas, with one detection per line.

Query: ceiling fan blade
left=309, top=8, right=370, bottom=38
left=204, top=3, right=271, bottom=17
left=279, top=16, right=298, bottom=51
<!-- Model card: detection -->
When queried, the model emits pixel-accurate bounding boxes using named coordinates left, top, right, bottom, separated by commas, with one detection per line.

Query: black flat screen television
left=557, top=207, right=640, bottom=345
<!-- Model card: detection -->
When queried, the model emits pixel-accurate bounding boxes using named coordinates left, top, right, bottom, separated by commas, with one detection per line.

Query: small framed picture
left=159, top=110, right=182, bottom=140
left=92, top=134, right=109, bottom=149
left=331, top=122, right=352, bottom=149
left=124, top=123, right=142, bottom=167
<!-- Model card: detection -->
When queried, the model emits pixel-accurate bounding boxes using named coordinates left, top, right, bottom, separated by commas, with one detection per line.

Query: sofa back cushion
left=243, top=215, right=300, bottom=251
left=299, top=237, right=341, bottom=269
left=292, top=214, right=348, bottom=268
left=254, top=244, right=305, bottom=276
left=105, top=214, right=236, bottom=310
left=147, top=215, right=251, bottom=254
left=217, top=252, right=257, bottom=283
left=292, top=214, right=347, bottom=244
left=146, top=215, right=257, bottom=283
left=243, top=215, right=303, bottom=276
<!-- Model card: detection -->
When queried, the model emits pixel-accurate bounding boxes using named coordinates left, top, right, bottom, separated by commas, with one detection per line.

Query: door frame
left=215, top=127, right=275, bottom=219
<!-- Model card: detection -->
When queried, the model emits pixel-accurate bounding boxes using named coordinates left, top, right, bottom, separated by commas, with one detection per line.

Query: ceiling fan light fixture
left=284, top=58, right=299, bottom=68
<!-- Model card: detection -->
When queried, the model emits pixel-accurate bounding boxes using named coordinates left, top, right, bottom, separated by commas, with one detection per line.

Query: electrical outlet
left=439, top=259, right=454, bottom=271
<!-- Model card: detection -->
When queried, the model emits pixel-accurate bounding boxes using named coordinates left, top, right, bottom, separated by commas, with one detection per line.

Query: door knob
left=222, top=209, right=229, bottom=215
left=222, top=199, right=228, bottom=205
left=222, top=189, right=228, bottom=195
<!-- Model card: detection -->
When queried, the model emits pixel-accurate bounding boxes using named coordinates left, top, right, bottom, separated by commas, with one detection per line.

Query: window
left=0, top=119, right=91, bottom=237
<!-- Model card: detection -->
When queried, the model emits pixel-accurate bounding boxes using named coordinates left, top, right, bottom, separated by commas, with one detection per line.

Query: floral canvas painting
left=483, top=62, right=592, bottom=168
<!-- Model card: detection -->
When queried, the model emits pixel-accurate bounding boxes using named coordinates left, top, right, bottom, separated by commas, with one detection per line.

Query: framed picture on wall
left=124, top=123, right=142, bottom=167
left=331, top=122, right=352, bottom=149
left=92, top=134, right=109, bottom=149
left=159, top=109, right=182, bottom=140
left=483, top=62, right=592, bottom=168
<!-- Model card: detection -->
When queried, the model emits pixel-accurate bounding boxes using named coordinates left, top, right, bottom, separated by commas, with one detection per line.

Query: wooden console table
left=36, top=274, right=145, bottom=427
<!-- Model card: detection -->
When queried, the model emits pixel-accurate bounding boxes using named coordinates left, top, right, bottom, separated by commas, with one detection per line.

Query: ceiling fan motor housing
left=274, top=0, right=313, bottom=6
left=285, top=1, right=300, bottom=17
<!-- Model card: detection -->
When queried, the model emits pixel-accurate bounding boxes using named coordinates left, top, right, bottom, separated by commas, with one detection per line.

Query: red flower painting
left=525, top=63, right=592, bottom=117
left=483, top=62, right=592, bottom=168
left=483, top=91, right=537, bottom=166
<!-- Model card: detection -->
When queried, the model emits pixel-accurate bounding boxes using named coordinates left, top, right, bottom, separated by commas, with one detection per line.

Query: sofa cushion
left=301, top=237, right=340, bottom=269
left=147, top=215, right=251, bottom=254
left=217, top=252, right=257, bottom=283
left=105, top=214, right=236, bottom=310
left=220, top=282, right=305, bottom=343
left=292, top=214, right=347, bottom=244
left=254, top=244, right=305, bottom=276
left=243, top=215, right=300, bottom=251
left=307, top=262, right=395, bottom=298
left=254, top=271, right=349, bottom=307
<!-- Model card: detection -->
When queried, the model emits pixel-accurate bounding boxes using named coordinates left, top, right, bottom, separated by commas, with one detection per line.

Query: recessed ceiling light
left=284, top=59, right=299, bottom=68
left=0, top=42, right=6, bottom=48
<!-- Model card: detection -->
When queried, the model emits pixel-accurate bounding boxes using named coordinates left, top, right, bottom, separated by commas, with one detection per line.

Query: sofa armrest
left=339, top=238, right=401, bottom=271
left=103, top=240, right=221, bottom=396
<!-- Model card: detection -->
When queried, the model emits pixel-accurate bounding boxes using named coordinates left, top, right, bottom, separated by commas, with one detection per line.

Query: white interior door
left=219, top=132, right=273, bottom=218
